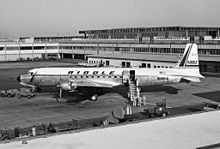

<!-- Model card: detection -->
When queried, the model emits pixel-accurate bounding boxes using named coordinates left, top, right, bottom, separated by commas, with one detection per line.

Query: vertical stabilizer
left=175, top=43, right=204, bottom=79
left=176, top=43, right=199, bottom=68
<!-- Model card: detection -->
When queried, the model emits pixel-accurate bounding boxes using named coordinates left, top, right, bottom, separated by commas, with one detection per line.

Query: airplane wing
left=68, top=79, right=116, bottom=88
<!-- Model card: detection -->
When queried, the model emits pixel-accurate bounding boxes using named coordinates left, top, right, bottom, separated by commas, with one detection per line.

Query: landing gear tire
left=162, top=112, right=167, bottom=117
left=90, top=94, right=98, bottom=101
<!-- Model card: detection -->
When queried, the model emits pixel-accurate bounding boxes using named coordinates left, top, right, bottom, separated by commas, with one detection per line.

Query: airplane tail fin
left=176, top=43, right=199, bottom=68
left=176, top=43, right=204, bottom=79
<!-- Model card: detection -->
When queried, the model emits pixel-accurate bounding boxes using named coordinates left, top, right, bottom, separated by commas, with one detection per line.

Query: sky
left=0, top=0, right=220, bottom=38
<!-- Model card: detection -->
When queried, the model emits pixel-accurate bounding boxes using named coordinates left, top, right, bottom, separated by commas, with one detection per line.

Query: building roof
left=87, top=53, right=180, bottom=63
left=79, top=26, right=220, bottom=34
left=88, top=53, right=220, bottom=63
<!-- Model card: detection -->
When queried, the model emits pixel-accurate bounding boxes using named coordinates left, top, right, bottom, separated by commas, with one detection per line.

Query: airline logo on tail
left=178, top=44, right=199, bottom=67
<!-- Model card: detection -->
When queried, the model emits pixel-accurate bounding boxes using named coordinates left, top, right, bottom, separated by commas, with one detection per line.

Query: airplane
left=17, top=43, right=204, bottom=101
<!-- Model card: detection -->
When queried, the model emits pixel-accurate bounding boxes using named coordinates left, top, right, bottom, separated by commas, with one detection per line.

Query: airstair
left=129, top=79, right=137, bottom=101
left=122, top=70, right=139, bottom=101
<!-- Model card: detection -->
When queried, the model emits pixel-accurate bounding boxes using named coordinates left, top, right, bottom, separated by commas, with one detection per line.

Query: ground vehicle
left=0, top=89, right=18, bottom=97
left=203, top=102, right=220, bottom=111
left=17, top=88, right=36, bottom=99
left=145, top=99, right=169, bottom=118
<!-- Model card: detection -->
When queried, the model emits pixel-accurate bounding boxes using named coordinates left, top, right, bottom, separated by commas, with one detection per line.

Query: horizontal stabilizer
left=181, top=77, right=201, bottom=83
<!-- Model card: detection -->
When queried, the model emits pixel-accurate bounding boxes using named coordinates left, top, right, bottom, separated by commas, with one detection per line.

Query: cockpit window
left=26, top=72, right=33, bottom=75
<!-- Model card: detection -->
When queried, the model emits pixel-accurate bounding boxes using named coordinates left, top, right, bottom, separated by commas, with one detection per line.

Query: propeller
left=30, top=71, right=37, bottom=82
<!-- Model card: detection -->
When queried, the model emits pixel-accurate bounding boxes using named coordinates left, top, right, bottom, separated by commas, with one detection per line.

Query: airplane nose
left=17, top=76, right=21, bottom=82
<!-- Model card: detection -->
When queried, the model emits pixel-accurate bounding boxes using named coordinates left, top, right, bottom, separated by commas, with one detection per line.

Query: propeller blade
left=30, top=72, right=37, bottom=82
left=59, top=87, right=62, bottom=99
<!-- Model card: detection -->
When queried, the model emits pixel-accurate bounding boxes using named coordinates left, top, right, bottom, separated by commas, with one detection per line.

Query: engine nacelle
left=60, top=82, right=72, bottom=90
left=167, top=76, right=182, bottom=84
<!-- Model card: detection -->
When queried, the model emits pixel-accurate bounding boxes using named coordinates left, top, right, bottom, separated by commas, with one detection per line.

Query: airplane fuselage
left=19, top=67, right=189, bottom=90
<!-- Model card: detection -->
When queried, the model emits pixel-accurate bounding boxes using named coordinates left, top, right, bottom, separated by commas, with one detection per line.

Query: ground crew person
left=142, top=96, right=147, bottom=106
left=137, top=96, right=142, bottom=107
left=133, top=96, right=137, bottom=106
left=32, top=125, right=36, bottom=136
left=136, top=87, right=140, bottom=98
left=125, top=105, right=132, bottom=115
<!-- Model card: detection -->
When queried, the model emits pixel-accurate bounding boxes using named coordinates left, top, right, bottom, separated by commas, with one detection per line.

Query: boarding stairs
left=122, top=70, right=139, bottom=101
left=129, top=80, right=137, bottom=101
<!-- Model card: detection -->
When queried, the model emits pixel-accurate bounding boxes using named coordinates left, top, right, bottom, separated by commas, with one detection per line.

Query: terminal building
left=79, top=26, right=220, bottom=42
left=0, top=26, right=220, bottom=73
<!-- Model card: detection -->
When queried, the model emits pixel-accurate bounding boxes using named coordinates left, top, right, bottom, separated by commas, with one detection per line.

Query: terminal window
left=141, top=63, right=146, bottom=68
left=106, top=60, right=109, bottom=66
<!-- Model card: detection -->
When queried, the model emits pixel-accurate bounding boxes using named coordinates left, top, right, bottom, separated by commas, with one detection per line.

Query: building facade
left=79, top=26, right=220, bottom=42
left=0, top=26, right=220, bottom=73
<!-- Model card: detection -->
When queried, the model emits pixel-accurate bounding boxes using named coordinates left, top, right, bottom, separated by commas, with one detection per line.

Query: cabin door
left=122, top=70, right=135, bottom=84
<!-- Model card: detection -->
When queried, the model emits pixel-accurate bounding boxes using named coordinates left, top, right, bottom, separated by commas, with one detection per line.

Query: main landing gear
left=89, top=88, right=104, bottom=101
left=57, top=87, right=103, bottom=103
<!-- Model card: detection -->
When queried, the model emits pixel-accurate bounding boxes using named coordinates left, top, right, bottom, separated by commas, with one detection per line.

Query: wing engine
left=60, top=82, right=73, bottom=90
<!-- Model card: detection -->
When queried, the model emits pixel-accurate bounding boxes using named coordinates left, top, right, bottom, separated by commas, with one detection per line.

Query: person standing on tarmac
left=32, top=125, right=36, bottom=137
